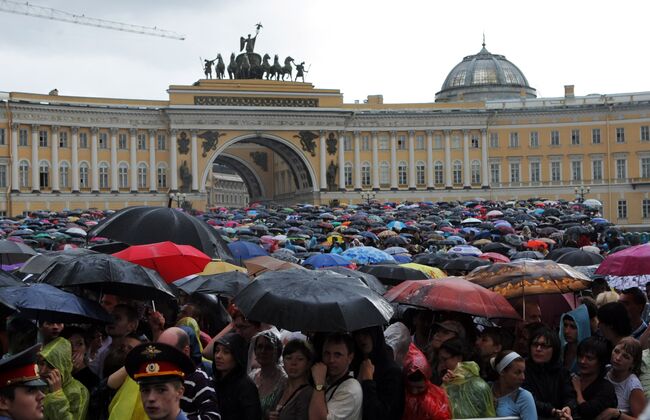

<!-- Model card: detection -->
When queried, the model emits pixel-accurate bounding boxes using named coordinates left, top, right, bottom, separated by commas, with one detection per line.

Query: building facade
left=1, top=44, right=650, bottom=227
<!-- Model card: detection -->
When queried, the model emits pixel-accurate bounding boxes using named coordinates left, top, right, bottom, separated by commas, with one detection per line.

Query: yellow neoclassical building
left=1, top=42, right=650, bottom=227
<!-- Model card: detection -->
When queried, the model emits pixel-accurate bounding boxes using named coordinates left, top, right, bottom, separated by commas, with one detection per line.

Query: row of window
left=342, top=160, right=482, bottom=186
left=342, top=134, right=482, bottom=152
left=14, top=161, right=168, bottom=190
left=490, top=126, right=648, bottom=148
left=10, top=129, right=167, bottom=150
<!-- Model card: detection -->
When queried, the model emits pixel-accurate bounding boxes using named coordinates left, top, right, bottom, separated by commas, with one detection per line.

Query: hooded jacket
left=402, top=343, right=452, bottom=420
left=40, top=337, right=89, bottom=420
left=560, top=304, right=591, bottom=372
left=442, top=361, right=495, bottom=419
left=212, top=332, right=262, bottom=420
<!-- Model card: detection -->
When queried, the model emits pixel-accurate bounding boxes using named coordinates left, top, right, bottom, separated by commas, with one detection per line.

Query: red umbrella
left=113, top=241, right=211, bottom=283
left=479, top=252, right=511, bottom=263
left=596, top=244, right=650, bottom=276
left=384, top=277, right=520, bottom=319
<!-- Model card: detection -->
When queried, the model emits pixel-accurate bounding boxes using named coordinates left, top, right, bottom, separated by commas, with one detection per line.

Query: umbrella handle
left=151, top=300, right=157, bottom=313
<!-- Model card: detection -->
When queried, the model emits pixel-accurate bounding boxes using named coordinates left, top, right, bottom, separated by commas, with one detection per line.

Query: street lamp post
left=574, top=185, right=590, bottom=203
left=168, top=192, right=187, bottom=208
left=360, top=191, right=376, bottom=205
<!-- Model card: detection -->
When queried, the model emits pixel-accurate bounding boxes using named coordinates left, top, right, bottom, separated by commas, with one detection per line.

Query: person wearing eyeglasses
left=523, top=326, right=577, bottom=419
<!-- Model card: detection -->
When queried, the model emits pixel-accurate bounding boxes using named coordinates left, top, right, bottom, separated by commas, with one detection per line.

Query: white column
left=31, top=124, right=39, bottom=192
left=337, top=132, right=345, bottom=191
left=51, top=126, right=60, bottom=192
left=408, top=130, right=416, bottom=190
left=130, top=128, right=138, bottom=192
left=390, top=131, right=398, bottom=190
left=481, top=129, right=489, bottom=189
left=170, top=130, right=178, bottom=191
left=149, top=130, right=156, bottom=192
left=353, top=131, right=361, bottom=191
left=371, top=132, right=379, bottom=191
left=463, top=130, right=471, bottom=189
left=110, top=128, right=118, bottom=192
left=319, top=131, right=327, bottom=191
left=426, top=130, right=434, bottom=190
left=444, top=130, right=452, bottom=189
left=190, top=130, right=199, bottom=192
left=11, top=123, right=19, bottom=192
left=91, top=127, right=99, bottom=192
left=71, top=127, right=79, bottom=192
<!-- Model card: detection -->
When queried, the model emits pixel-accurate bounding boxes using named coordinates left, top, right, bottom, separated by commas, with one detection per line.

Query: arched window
left=434, top=161, right=444, bottom=185
left=471, top=160, right=481, bottom=184
left=398, top=161, right=408, bottom=185
left=416, top=161, right=426, bottom=185
left=39, top=161, right=49, bottom=188
left=118, top=163, right=129, bottom=189
left=18, top=160, right=29, bottom=188
left=137, top=163, right=147, bottom=189
left=361, top=162, right=371, bottom=186
left=379, top=161, right=390, bottom=185
left=79, top=162, right=89, bottom=188
left=59, top=162, right=69, bottom=189
left=453, top=160, right=462, bottom=184
left=344, top=162, right=353, bottom=187
left=157, top=164, right=167, bottom=189
left=99, top=162, right=109, bottom=189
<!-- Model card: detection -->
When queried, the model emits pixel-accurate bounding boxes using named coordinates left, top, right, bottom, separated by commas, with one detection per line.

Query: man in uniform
left=0, top=344, right=47, bottom=420
left=125, top=342, right=195, bottom=420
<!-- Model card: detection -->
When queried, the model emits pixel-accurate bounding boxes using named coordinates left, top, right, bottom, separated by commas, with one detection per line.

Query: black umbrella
left=556, top=250, right=604, bottom=267
left=326, top=266, right=387, bottom=294
left=87, top=241, right=130, bottom=254
left=172, top=271, right=250, bottom=298
left=35, top=253, right=174, bottom=301
left=413, top=252, right=458, bottom=268
left=0, top=240, right=37, bottom=265
left=358, top=264, right=429, bottom=286
left=481, top=242, right=512, bottom=256
left=511, top=251, right=545, bottom=260
left=0, top=270, right=25, bottom=287
left=546, top=247, right=579, bottom=261
left=88, top=206, right=233, bottom=262
left=19, top=248, right=98, bottom=275
left=0, top=283, right=112, bottom=323
left=383, top=236, right=409, bottom=246
left=233, top=269, right=393, bottom=332
left=442, top=256, right=491, bottom=273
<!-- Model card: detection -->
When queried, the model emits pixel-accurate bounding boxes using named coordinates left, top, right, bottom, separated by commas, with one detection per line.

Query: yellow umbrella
left=200, top=259, right=247, bottom=275
left=400, top=263, right=447, bottom=279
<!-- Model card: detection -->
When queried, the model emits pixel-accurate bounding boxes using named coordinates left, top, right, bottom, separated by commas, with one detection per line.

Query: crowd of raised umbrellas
left=2, top=197, right=650, bottom=419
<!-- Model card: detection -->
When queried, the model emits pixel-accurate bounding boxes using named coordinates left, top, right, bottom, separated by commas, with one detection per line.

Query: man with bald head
left=158, top=327, right=220, bottom=420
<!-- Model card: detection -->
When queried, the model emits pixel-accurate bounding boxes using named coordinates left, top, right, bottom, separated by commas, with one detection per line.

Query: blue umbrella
left=393, top=255, right=412, bottom=263
left=386, top=221, right=406, bottom=231
left=359, top=231, right=379, bottom=242
left=303, top=253, right=351, bottom=268
left=341, top=246, right=396, bottom=265
left=384, top=247, right=410, bottom=256
left=227, top=240, right=269, bottom=260
left=446, top=236, right=467, bottom=245
left=0, top=283, right=112, bottom=323
left=448, top=245, right=482, bottom=257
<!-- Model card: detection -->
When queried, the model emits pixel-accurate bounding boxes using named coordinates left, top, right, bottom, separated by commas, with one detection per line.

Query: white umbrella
left=486, top=210, right=503, bottom=218
left=461, top=217, right=482, bottom=225
left=583, top=199, right=602, bottom=208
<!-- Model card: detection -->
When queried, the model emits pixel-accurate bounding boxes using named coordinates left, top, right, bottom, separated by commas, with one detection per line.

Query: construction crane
left=0, top=0, right=185, bottom=40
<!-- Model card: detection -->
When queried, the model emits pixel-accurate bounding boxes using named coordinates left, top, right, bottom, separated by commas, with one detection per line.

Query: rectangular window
left=99, top=133, right=108, bottom=149
left=451, top=135, right=461, bottom=149
left=0, top=165, right=6, bottom=188
left=434, top=164, right=443, bottom=184
left=118, top=134, right=127, bottom=149
left=416, top=135, right=425, bottom=150
left=616, top=159, right=627, bottom=180
left=489, top=133, right=499, bottom=148
left=642, top=158, right=650, bottom=178
left=592, top=160, right=603, bottom=181
left=592, top=128, right=601, bottom=144
left=571, top=129, right=580, bottom=145
left=509, top=132, right=519, bottom=148
left=490, top=163, right=500, bottom=184
left=19, top=129, right=28, bottom=146
left=137, top=134, right=147, bottom=150
left=530, top=162, right=541, bottom=183
left=551, top=161, right=561, bottom=182
left=616, top=127, right=625, bottom=143
left=416, top=164, right=425, bottom=184
left=0, top=129, right=5, bottom=145
left=157, top=134, right=166, bottom=150
left=571, top=161, right=582, bottom=181
left=157, top=167, right=167, bottom=188
left=39, top=130, right=48, bottom=147
left=378, top=136, right=389, bottom=150
left=343, top=136, right=352, bottom=151
left=550, top=130, right=560, bottom=146
left=344, top=165, right=353, bottom=186
left=79, top=133, right=88, bottom=148
left=510, top=162, right=520, bottom=183
left=618, top=200, right=627, bottom=219
left=99, top=167, right=109, bottom=189
left=361, top=136, right=370, bottom=151
left=59, top=131, right=68, bottom=148
left=471, top=135, right=479, bottom=148
left=529, top=131, right=539, bottom=148
left=642, top=126, right=650, bottom=142
left=434, top=135, right=443, bottom=149
left=644, top=199, right=650, bottom=219
left=361, top=165, right=370, bottom=186
left=397, top=135, right=407, bottom=150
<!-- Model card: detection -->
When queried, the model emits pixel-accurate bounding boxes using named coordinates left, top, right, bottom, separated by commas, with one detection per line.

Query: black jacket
left=575, top=376, right=618, bottom=420
left=523, top=359, right=577, bottom=418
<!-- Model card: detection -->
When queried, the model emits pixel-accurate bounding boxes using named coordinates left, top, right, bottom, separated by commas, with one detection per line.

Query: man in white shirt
left=309, top=333, right=362, bottom=420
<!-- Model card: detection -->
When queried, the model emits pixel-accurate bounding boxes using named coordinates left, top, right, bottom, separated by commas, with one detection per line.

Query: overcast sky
left=0, top=0, right=645, bottom=104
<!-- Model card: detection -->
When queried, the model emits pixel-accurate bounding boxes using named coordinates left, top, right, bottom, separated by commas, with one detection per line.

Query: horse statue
left=238, top=54, right=251, bottom=79
left=281, top=56, right=294, bottom=81
left=227, top=53, right=237, bottom=79
left=270, top=54, right=282, bottom=80
left=215, top=54, right=225, bottom=80
left=261, top=53, right=271, bottom=79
